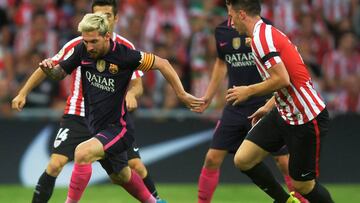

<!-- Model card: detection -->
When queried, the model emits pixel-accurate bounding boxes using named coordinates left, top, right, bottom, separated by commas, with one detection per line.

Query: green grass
left=0, top=184, right=359, bottom=202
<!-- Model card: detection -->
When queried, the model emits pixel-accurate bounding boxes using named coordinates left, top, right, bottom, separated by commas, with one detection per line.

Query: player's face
left=82, top=31, right=111, bottom=59
left=93, top=5, right=118, bottom=32
left=227, top=5, right=247, bottom=34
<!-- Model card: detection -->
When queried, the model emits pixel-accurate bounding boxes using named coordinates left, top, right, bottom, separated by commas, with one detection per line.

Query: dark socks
left=303, top=182, right=334, bottom=203
left=241, top=162, right=289, bottom=203
left=32, top=171, right=56, bottom=203
left=143, top=174, right=159, bottom=199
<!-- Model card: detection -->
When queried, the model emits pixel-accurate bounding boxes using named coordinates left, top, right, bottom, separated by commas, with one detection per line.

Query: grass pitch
left=0, top=184, right=359, bottom=202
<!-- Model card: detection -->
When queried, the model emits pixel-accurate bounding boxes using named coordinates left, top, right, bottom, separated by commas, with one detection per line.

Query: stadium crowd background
left=0, top=0, right=359, bottom=117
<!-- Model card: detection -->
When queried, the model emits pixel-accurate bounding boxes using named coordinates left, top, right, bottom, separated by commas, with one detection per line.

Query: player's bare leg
left=32, top=154, right=68, bottom=203
left=65, top=138, right=156, bottom=203
left=198, top=149, right=227, bottom=203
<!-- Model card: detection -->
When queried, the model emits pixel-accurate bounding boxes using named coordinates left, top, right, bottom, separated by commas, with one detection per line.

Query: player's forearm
left=204, top=59, right=227, bottom=100
left=247, top=63, right=289, bottom=97
left=155, top=58, right=186, bottom=97
left=41, top=64, right=67, bottom=81
left=127, top=77, right=143, bottom=98
left=263, top=96, right=276, bottom=111
left=18, top=68, right=47, bottom=96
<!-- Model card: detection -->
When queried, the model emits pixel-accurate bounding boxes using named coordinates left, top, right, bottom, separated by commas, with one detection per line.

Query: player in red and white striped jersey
left=12, top=1, right=165, bottom=203
left=225, top=0, right=333, bottom=203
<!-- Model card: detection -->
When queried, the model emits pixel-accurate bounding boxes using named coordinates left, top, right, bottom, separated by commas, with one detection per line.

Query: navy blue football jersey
left=59, top=40, right=154, bottom=134
left=215, top=20, right=269, bottom=110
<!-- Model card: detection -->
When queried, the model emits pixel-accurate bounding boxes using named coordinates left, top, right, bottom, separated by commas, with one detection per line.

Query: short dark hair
left=91, top=0, right=118, bottom=15
left=225, top=0, right=261, bottom=16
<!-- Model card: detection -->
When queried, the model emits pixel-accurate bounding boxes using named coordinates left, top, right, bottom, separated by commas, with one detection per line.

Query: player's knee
left=129, top=162, right=147, bottom=178
left=110, top=166, right=131, bottom=185
left=74, top=145, right=93, bottom=163
left=233, top=153, right=252, bottom=171
left=204, top=153, right=222, bottom=168
left=292, top=179, right=315, bottom=194
left=46, top=158, right=67, bottom=176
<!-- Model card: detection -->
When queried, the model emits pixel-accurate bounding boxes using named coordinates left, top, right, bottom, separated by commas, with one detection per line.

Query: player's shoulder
left=113, top=32, right=135, bottom=49
left=62, top=36, right=83, bottom=49
left=215, top=19, right=239, bottom=40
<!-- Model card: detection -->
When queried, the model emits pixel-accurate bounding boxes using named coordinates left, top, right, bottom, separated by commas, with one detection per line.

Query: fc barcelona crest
left=232, top=37, right=241, bottom=50
left=96, top=60, right=106, bottom=72
left=109, top=63, right=118, bottom=74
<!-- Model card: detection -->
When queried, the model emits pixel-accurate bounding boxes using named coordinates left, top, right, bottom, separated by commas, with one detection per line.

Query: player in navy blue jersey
left=195, top=18, right=307, bottom=203
left=39, top=13, right=203, bottom=203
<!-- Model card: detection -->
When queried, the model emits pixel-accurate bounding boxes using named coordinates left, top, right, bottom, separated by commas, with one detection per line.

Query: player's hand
left=226, top=85, right=250, bottom=106
left=191, top=96, right=211, bottom=113
left=125, top=92, right=138, bottom=112
left=248, top=106, right=269, bottom=126
left=39, top=58, right=55, bottom=72
left=178, top=92, right=205, bottom=111
left=12, top=93, right=27, bottom=111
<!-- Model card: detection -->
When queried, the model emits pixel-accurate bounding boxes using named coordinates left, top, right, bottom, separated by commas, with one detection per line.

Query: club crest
left=232, top=37, right=241, bottom=50
left=109, top=63, right=118, bottom=74
left=96, top=60, right=106, bottom=72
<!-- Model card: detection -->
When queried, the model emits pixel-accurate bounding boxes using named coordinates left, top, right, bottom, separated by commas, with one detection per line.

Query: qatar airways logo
left=225, top=52, right=256, bottom=67
left=85, top=71, right=115, bottom=92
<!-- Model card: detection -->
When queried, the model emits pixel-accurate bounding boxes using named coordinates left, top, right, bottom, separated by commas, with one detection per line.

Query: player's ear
left=104, top=32, right=111, bottom=40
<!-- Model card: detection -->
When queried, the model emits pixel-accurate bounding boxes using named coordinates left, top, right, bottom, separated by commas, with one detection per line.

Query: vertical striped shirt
left=251, top=20, right=326, bottom=125
left=51, top=33, right=143, bottom=117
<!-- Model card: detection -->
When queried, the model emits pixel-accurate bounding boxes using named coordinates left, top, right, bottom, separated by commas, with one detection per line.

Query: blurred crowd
left=0, top=0, right=359, bottom=118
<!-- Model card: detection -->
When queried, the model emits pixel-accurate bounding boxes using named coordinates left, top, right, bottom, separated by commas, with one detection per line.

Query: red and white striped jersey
left=51, top=32, right=143, bottom=117
left=251, top=20, right=326, bottom=125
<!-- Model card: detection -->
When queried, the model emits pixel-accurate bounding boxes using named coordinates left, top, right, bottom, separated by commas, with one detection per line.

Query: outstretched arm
left=148, top=56, right=204, bottom=110
left=12, top=68, right=47, bottom=111
left=39, top=58, right=67, bottom=81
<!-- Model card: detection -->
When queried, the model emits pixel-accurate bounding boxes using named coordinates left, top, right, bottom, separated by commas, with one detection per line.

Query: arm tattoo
left=40, top=65, right=67, bottom=81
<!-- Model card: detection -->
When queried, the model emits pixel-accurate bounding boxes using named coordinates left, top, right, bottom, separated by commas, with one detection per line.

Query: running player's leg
left=272, top=147, right=308, bottom=203
left=285, top=109, right=333, bottom=203
left=198, top=110, right=248, bottom=203
left=235, top=108, right=294, bottom=202
left=32, top=115, right=90, bottom=203
left=127, top=141, right=164, bottom=200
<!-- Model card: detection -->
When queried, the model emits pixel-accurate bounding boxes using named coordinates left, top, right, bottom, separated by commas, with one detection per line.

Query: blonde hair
left=78, top=13, right=110, bottom=36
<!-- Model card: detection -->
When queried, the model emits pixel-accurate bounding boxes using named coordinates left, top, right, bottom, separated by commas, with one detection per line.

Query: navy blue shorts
left=246, top=108, right=329, bottom=181
left=211, top=105, right=261, bottom=154
left=95, top=124, right=135, bottom=175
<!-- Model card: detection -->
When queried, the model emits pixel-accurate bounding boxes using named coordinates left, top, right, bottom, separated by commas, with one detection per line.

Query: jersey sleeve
left=215, top=27, right=225, bottom=61
left=122, top=47, right=155, bottom=72
left=252, top=24, right=282, bottom=69
left=51, top=37, right=82, bottom=65
left=58, top=44, right=82, bottom=74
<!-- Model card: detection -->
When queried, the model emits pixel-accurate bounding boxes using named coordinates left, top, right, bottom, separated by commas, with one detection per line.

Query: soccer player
left=195, top=17, right=307, bottom=203
left=11, top=1, right=166, bottom=202
left=225, top=0, right=334, bottom=202
left=39, top=13, right=202, bottom=203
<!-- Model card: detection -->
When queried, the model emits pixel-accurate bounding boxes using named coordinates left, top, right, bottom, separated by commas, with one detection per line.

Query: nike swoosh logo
left=301, top=172, right=312, bottom=177
left=133, top=147, right=139, bottom=152
left=81, top=60, right=92, bottom=65
left=219, top=42, right=228, bottom=47
left=20, top=125, right=213, bottom=186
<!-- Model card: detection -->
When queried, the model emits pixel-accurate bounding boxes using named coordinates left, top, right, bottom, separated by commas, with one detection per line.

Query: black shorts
left=210, top=106, right=260, bottom=154
left=246, top=108, right=329, bottom=181
left=95, top=124, right=135, bottom=175
left=51, top=115, right=91, bottom=161
left=127, top=140, right=141, bottom=160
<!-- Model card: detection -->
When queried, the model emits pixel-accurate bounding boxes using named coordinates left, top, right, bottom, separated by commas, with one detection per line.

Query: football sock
left=122, top=170, right=155, bottom=203
left=32, top=171, right=56, bottom=203
left=198, top=167, right=220, bottom=203
left=284, top=175, right=308, bottom=202
left=241, top=162, right=289, bottom=202
left=66, top=163, right=92, bottom=203
left=303, top=181, right=334, bottom=203
left=143, top=174, right=159, bottom=198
